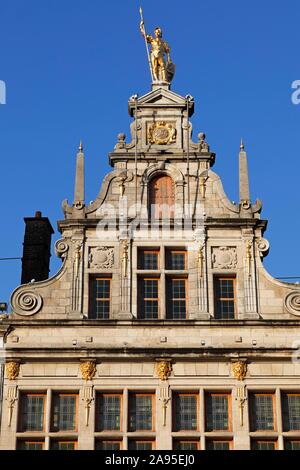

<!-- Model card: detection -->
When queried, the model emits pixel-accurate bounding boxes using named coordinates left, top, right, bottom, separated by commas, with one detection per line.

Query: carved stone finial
left=80, top=361, right=96, bottom=381
left=232, top=361, right=247, bottom=381
left=79, top=140, right=83, bottom=152
left=156, top=360, right=172, bottom=381
left=240, top=138, right=245, bottom=151
left=5, top=362, right=20, bottom=381
left=198, top=132, right=209, bottom=152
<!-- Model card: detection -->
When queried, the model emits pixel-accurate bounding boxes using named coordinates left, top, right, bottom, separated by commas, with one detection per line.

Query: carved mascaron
left=5, top=362, right=20, bottom=381
left=80, top=361, right=97, bottom=381
left=231, top=361, right=247, bottom=381
left=156, top=361, right=172, bottom=381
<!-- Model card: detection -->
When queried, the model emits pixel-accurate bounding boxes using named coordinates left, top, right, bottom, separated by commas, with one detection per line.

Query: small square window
left=251, top=440, right=276, bottom=450
left=166, top=250, right=186, bottom=270
left=138, top=250, right=159, bottom=270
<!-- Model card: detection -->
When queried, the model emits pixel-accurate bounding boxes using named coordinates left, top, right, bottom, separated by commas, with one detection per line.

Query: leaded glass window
left=214, top=277, right=236, bottom=319
left=138, top=278, right=159, bottom=319
left=90, top=278, right=111, bottom=319
left=206, top=394, right=230, bottom=431
left=283, top=394, right=300, bottom=431
left=17, top=441, right=44, bottom=450
left=97, top=394, right=121, bottom=431
left=128, top=441, right=153, bottom=450
left=52, top=394, right=77, bottom=432
left=166, top=278, right=187, bottom=319
left=129, top=394, right=153, bottom=431
left=96, top=441, right=121, bottom=450
left=138, top=250, right=159, bottom=270
left=20, top=394, right=45, bottom=432
left=250, top=394, right=275, bottom=431
left=174, top=394, right=197, bottom=431
left=174, top=441, right=199, bottom=450
left=285, top=440, right=300, bottom=450
left=206, top=440, right=231, bottom=450
left=166, top=251, right=186, bottom=270
left=50, top=441, right=76, bottom=450
left=251, top=440, right=276, bottom=451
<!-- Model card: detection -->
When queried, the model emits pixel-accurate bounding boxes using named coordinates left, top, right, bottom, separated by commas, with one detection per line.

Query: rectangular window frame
left=17, top=440, right=45, bottom=450
left=51, top=393, right=78, bottom=433
left=89, top=276, right=112, bottom=320
left=166, top=249, right=187, bottom=271
left=173, top=392, right=199, bottom=432
left=173, top=440, right=200, bottom=451
left=205, top=392, right=232, bottom=432
left=138, top=277, right=160, bottom=320
left=128, top=392, right=155, bottom=432
left=206, top=439, right=233, bottom=450
left=50, top=440, right=78, bottom=450
left=19, top=393, right=47, bottom=433
left=95, top=440, right=123, bottom=450
left=138, top=249, right=160, bottom=270
left=95, top=393, right=123, bottom=432
left=282, top=392, right=300, bottom=432
left=166, top=276, right=188, bottom=320
left=251, top=439, right=278, bottom=451
left=249, top=393, right=277, bottom=432
left=128, top=439, right=155, bottom=450
left=214, top=276, right=236, bottom=320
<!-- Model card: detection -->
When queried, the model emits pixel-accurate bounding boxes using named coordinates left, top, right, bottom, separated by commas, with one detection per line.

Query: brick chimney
left=21, top=211, right=54, bottom=284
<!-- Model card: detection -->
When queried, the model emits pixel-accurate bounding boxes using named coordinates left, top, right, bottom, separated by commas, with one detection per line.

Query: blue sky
left=1, top=0, right=300, bottom=305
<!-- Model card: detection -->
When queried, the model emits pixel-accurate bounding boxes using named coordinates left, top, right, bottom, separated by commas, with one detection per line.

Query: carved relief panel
left=88, top=247, right=114, bottom=270
left=211, top=246, right=237, bottom=269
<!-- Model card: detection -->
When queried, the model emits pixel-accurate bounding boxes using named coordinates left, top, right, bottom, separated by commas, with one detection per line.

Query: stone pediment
left=128, top=86, right=194, bottom=116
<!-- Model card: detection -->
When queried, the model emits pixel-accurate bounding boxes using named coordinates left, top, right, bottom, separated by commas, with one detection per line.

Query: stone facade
left=0, top=82, right=300, bottom=450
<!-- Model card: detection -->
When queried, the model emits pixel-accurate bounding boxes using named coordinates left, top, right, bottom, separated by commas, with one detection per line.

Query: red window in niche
left=149, top=175, right=175, bottom=219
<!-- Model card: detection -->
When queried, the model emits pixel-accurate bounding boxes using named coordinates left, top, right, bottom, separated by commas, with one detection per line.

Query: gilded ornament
left=80, top=361, right=97, bottom=381
left=148, top=122, right=176, bottom=145
left=5, top=362, right=20, bottom=381
left=232, top=361, right=247, bottom=381
left=156, top=360, right=172, bottom=381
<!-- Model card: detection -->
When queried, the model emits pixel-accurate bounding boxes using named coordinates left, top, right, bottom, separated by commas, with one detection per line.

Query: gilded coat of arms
left=148, top=121, right=176, bottom=145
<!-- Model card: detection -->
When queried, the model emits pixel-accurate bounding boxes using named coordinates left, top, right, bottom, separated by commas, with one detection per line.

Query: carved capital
left=5, top=362, right=20, bottom=381
left=231, top=361, right=247, bottom=381
left=156, top=360, right=172, bottom=381
left=80, top=361, right=97, bottom=381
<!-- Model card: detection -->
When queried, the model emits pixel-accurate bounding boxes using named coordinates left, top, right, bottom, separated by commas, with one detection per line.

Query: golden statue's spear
left=139, top=7, right=154, bottom=82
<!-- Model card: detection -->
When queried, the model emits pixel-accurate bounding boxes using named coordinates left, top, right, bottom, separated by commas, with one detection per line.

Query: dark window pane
left=129, top=441, right=153, bottom=450
left=167, top=279, right=187, bottom=319
left=52, top=395, right=77, bottom=431
left=51, top=441, right=76, bottom=450
left=206, top=395, right=229, bottom=431
left=215, top=278, right=235, bottom=320
left=252, top=441, right=275, bottom=451
left=283, top=395, right=300, bottom=431
left=91, top=279, right=111, bottom=319
left=250, top=395, right=274, bottom=431
left=139, top=251, right=159, bottom=270
left=175, top=441, right=198, bottom=450
left=175, top=395, right=197, bottom=431
left=21, top=395, right=45, bottom=432
left=96, top=441, right=121, bottom=450
left=129, top=395, right=152, bottom=431
left=206, top=441, right=230, bottom=450
left=285, top=440, right=300, bottom=450
left=139, top=279, right=159, bottom=319
left=97, top=395, right=121, bottom=431
left=17, top=441, right=44, bottom=450
left=167, top=252, right=186, bottom=270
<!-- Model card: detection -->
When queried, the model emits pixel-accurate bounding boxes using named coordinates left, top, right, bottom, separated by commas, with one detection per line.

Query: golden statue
left=140, top=8, right=175, bottom=83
